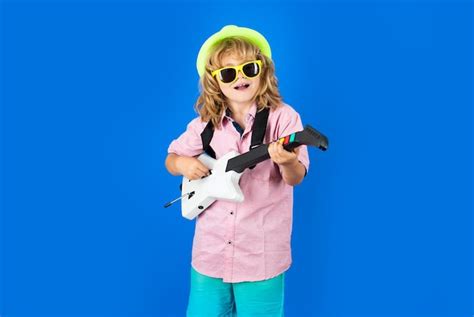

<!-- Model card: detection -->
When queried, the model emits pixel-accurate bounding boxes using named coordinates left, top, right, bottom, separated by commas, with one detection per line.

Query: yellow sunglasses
left=211, top=60, right=263, bottom=84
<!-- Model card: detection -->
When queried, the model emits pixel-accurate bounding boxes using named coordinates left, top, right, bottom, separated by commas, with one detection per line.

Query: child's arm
left=270, top=105, right=310, bottom=185
left=166, top=117, right=210, bottom=180
left=165, top=153, right=210, bottom=180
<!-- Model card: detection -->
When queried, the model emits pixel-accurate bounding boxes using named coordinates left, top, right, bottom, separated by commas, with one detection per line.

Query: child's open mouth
left=234, top=83, right=250, bottom=91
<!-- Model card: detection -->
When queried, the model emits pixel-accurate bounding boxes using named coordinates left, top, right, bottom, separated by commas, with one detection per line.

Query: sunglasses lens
left=219, top=68, right=237, bottom=83
left=242, top=62, right=260, bottom=78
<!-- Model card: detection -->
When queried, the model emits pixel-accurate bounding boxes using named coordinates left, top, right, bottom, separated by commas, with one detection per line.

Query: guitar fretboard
left=225, top=125, right=328, bottom=174
left=225, top=133, right=301, bottom=173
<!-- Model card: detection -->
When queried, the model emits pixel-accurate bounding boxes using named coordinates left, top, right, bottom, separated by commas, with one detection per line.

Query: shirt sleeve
left=167, top=117, right=205, bottom=157
left=275, top=105, right=310, bottom=176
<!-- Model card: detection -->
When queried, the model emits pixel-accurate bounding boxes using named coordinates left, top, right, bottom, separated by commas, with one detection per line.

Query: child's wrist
left=174, top=156, right=187, bottom=175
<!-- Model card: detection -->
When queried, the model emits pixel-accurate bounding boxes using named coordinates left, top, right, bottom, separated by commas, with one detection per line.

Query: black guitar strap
left=201, top=107, right=270, bottom=169
left=248, top=107, right=270, bottom=169
left=200, top=120, right=217, bottom=159
left=249, top=108, right=270, bottom=149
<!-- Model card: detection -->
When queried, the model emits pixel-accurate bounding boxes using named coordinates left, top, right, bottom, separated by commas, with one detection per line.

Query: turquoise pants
left=186, top=267, right=285, bottom=317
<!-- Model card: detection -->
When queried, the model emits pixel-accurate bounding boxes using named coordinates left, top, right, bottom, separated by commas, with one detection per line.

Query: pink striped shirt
left=167, top=101, right=310, bottom=283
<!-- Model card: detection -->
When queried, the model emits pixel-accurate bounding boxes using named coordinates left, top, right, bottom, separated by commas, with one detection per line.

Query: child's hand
left=268, top=142, right=300, bottom=167
left=177, top=156, right=210, bottom=180
left=268, top=142, right=306, bottom=186
left=268, top=142, right=300, bottom=166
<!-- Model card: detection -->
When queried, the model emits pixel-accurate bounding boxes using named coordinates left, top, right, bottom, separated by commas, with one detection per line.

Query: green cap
left=196, top=25, right=272, bottom=77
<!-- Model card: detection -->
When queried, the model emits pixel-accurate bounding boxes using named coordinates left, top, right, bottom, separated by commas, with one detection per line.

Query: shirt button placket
left=223, top=206, right=237, bottom=282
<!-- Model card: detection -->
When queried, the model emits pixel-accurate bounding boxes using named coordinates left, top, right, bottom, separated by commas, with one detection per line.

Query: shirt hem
left=191, top=261, right=292, bottom=283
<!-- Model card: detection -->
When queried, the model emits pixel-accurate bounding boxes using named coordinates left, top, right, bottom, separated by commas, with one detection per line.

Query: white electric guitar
left=164, top=125, right=328, bottom=220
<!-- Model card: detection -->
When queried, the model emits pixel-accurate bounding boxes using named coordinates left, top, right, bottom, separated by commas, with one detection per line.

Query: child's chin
left=231, top=91, right=255, bottom=101
left=233, top=97, right=253, bottom=104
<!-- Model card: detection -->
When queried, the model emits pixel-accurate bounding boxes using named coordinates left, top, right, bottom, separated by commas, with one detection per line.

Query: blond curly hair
left=194, top=37, right=282, bottom=129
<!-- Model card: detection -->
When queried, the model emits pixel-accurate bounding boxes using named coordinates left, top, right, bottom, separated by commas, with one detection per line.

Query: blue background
left=1, top=0, right=472, bottom=316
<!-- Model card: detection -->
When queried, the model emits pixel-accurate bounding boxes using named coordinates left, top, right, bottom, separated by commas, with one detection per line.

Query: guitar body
left=181, top=151, right=244, bottom=220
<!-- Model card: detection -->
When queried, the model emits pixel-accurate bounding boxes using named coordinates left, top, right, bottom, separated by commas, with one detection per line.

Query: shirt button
left=228, top=240, right=232, bottom=245
left=230, top=211, right=234, bottom=215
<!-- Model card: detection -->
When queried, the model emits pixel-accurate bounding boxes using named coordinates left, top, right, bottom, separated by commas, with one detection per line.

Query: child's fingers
left=276, top=142, right=286, bottom=158
left=269, top=142, right=278, bottom=156
left=197, top=165, right=209, bottom=174
left=275, top=141, right=285, bottom=154
left=269, top=142, right=282, bottom=161
left=277, top=142, right=293, bottom=157
left=196, top=161, right=210, bottom=173
left=195, top=168, right=209, bottom=178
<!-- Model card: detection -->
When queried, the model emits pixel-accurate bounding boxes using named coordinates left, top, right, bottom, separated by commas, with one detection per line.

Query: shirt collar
left=220, top=101, right=258, bottom=126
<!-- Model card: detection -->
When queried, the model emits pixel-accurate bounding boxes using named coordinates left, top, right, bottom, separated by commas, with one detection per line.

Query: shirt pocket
left=248, top=159, right=281, bottom=182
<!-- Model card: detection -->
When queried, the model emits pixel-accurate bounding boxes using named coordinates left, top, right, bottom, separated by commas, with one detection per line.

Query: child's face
left=216, top=54, right=261, bottom=107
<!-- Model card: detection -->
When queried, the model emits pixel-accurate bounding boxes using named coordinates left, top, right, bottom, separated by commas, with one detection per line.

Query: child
left=165, top=25, right=310, bottom=317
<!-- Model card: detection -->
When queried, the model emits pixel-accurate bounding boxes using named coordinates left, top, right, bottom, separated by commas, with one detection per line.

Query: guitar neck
left=225, top=125, right=328, bottom=174
left=225, top=142, right=298, bottom=173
